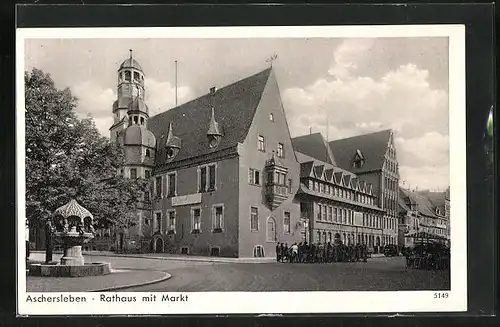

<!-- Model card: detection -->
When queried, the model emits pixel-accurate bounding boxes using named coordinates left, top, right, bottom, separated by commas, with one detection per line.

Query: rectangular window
left=248, top=169, right=261, bottom=185
left=328, top=206, right=333, bottom=221
left=343, top=209, right=347, bottom=224
left=191, top=208, right=201, bottom=232
left=251, top=207, right=259, bottom=231
left=277, top=143, right=284, bottom=158
left=168, top=210, right=176, bottom=233
left=208, top=164, right=216, bottom=191
left=258, top=135, right=265, bottom=151
left=334, top=207, right=338, bottom=222
left=213, top=205, right=224, bottom=231
left=155, top=211, right=162, bottom=233
left=155, top=176, right=162, bottom=198
left=283, top=212, right=291, bottom=234
left=320, top=183, right=324, bottom=193
left=318, top=204, right=322, bottom=220
left=322, top=205, right=327, bottom=220
left=199, top=166, right=207, bottom=192
left=167, top=172, right=176, bottom=197
left=145, top=170, right=151, bottom=179
left=144, top=191, right=150, bottom=202
left=287, top=178, right=292, bottom=193
left=130, top=168, right=137, bottom=179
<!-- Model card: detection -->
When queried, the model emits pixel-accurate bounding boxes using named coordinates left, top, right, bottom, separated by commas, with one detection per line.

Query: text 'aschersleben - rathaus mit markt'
left=105, top=52, right=444, bottom=258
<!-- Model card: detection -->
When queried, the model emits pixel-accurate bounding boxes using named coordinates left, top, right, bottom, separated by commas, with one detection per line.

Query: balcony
left=265, top=183, right=289, bottom=210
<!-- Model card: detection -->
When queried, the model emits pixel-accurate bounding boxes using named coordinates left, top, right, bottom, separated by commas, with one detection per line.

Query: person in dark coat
left=276, top=243, right=281, bottom=262
left=283, top=243, right=289, bottom=263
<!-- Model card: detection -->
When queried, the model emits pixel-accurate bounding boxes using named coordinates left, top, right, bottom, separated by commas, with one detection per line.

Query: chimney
left=210, top=86, right=217, bottom=96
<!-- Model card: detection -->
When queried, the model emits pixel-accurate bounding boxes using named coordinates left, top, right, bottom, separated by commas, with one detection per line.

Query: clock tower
left=110, top=50, right=147, bottom=142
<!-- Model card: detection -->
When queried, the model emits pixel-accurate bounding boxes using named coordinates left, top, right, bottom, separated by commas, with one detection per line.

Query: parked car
left=383, top=244, right=399, bottom=257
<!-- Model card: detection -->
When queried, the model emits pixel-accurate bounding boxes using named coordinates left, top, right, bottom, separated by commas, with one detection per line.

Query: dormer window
left=207, top=107, right=223, bottom=149
left=353, top=149, right=365, bottom=169
left=165, top=122, right=181, bottom=161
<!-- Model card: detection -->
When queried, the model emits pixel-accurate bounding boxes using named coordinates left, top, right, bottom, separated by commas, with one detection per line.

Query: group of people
left=276, top=241, right=369, bottom=263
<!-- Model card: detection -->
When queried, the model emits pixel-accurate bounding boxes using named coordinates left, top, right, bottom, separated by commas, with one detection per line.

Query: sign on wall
left=354, top=212, right=363, bottom=226
left=171, top=193, right=202, bottom=207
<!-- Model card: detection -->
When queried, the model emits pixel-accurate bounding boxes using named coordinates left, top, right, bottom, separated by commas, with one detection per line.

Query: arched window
left=145, top=149, right=151, bottom=157
left=125, top=71, right=131, bottom=81
left=266, top=217, right=276, bottom=242
left=140, top=117, right=145, bottom=125
left=134, top=116, right=138, bottom=124
left=134, top=71, right=140, bottom=81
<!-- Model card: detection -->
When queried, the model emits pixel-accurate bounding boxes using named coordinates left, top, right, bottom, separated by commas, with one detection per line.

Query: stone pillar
left=60, top=245, right=84, bottom=266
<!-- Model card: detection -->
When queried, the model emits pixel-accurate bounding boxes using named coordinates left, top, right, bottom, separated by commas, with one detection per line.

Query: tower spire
left=129, top=49, right=133, bottom=61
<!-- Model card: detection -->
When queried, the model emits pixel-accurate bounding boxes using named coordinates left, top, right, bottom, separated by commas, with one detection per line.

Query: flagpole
left=175, top=60, right=178, bottom=107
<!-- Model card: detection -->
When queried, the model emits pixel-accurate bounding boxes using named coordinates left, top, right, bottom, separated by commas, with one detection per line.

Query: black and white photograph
left=17, top=26, right=466, bottom=315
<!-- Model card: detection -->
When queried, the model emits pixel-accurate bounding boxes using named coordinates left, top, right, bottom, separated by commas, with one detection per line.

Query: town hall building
left=107, top=53, right=402, bottom=258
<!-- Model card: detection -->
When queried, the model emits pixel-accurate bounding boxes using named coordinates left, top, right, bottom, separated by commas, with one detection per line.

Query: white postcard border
left=16, top=25, right=467, bottom=315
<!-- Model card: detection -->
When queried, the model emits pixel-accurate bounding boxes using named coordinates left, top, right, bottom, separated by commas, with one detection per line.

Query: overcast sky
left=24, top=37, right=450, bottom=191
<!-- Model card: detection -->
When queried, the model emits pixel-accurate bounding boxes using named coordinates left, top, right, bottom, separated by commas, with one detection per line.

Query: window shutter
left=248, top=169, right=253, bottom=184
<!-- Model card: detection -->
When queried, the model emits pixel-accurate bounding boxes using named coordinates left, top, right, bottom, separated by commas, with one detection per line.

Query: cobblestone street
left=27, top=253, right=450, bottom=292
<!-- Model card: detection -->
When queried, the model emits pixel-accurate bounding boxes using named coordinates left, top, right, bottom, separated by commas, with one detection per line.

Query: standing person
left=280, top=243, right=285, bottom=262
left=283, top=243, right=289, bottom=263
left=276, top=242, right=281, bottom=262
left=291, top=243, right=299, bottom=263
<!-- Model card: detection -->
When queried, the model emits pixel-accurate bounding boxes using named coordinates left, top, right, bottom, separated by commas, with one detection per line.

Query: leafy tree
left=25, top=68, right=147, bottom=231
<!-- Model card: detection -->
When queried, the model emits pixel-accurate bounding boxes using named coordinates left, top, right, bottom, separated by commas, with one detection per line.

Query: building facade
left=329, top=130, right=400, bottom=246
left=398, top=187, right=450, bottom=248
left=293, top=150, right=386, bottom=253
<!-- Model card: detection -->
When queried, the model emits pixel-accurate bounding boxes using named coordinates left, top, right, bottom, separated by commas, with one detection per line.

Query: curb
left=89, top=271, right=172, bottom=292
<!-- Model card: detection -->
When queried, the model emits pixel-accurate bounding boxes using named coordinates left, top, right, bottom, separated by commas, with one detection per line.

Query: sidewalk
left=30, top=250, right=276, bottom=264
left=27, top=269, right=171, bottom=292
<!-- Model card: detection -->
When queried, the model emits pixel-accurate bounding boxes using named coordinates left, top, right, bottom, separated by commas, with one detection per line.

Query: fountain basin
left=28, top=262, right=111, bottom=277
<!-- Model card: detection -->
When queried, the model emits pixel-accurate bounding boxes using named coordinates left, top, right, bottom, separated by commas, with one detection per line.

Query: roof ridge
left=329, top=129, right=391, bottom=143
left=150, top=68, right=272, bottom=121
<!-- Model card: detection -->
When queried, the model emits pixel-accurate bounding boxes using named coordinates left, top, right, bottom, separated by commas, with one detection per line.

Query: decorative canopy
left=54, top=199, right=93, bottom=219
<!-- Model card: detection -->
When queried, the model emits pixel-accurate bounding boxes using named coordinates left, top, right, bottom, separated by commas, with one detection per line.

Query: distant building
left=398, top=187, right=449, bottom=247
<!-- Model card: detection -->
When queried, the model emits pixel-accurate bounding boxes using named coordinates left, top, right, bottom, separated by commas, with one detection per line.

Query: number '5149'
left=434, top=292, right=449, bottom=299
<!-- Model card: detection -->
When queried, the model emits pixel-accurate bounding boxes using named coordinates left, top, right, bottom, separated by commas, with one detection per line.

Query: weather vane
left=266, top=53, right=278, bottom=67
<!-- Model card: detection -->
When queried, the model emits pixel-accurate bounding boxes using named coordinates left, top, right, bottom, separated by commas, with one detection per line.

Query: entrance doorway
left=154, top=237, right=163, bottom=253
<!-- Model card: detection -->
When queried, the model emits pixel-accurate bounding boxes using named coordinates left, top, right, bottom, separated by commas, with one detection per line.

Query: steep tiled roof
left=329, top=129, right=391, bottom=173
left=291, top=133, right=337, bottom=165
left=147, top=68, right=272, bottom=169
left=417, top=190, right=446, bottom=216
left=400, top=187, right=438, bottom=218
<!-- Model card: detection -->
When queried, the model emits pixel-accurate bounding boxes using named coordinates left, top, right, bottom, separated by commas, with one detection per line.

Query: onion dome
left=123, top=125, right=156, bottom=148
left=127, top=97, right=149, bottom=115
left=165, top=122, right=182, bottom=160
left=54, top=199, right=93, bottom=220
left=207, top=107, right=223, bottom=148
left=119, top=58, right=143, bottom=72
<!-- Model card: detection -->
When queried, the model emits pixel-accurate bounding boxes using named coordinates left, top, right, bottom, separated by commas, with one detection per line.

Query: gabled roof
left=329, top=129, right=392, bottom=173
left=400, top=187, right=438, bottom=218
left=291, top=133, right=337, bottom=165
left=417, top=190, right=446, bottom=216
left=147, top=68, right=272, bottom=168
